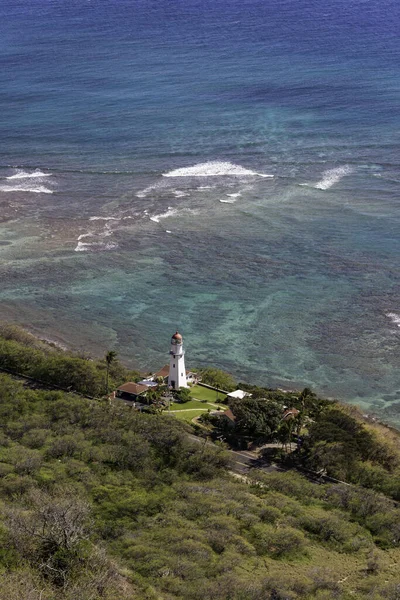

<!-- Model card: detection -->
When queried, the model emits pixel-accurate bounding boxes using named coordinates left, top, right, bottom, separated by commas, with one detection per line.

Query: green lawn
left=166, top=390, right=226, bottom=423
left=171, top=409, right=207, bottom=422
left=169, top=399, right=209, bottom=411
left=189, top=384, right=226, bottom=403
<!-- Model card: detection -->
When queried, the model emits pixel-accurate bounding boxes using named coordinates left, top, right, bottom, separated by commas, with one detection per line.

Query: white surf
left=6, top=169, right=51, bottom=180
left=312, top=165, right=353, bottom=190
left=386, top=312, right=400, bottom=328
left=0, top=184, right=53, bottom=194
left=150, top=207, right=177, bottom=223
left=163, top=161, right=273, bottom=178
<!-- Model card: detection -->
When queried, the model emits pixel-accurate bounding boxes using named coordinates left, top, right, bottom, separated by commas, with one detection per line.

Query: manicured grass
left=169, top=399, right=208, bottom=411
left=189, top=384, right=225, bottom=403
left=166, top=388, right=227, bottom=425
left=172, top=409, right=207, bottom=422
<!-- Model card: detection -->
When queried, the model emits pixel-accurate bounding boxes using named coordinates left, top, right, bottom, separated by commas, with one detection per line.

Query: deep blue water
left=0, top=0, right=399, bottom=421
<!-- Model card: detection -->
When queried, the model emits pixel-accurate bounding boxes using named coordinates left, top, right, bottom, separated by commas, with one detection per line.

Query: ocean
left=0, top=0, right=399, bottom=422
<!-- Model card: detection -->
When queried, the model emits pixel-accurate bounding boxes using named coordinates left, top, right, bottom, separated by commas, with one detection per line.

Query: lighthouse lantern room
left=168, top=331, right=188, bottom=389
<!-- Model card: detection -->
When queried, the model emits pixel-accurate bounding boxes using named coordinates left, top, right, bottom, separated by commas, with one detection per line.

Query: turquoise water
left=0, top=0, right=399, bottom=421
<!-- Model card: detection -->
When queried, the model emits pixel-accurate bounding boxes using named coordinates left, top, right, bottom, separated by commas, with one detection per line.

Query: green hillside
left=0, top=327, right=400, bottom=599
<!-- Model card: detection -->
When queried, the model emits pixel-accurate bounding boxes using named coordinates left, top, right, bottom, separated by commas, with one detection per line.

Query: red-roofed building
left=282, top=408, right=300, bottom=421
left=116, top=382, right=149, bottom=402
left=211, top=408, right=236, bottom=429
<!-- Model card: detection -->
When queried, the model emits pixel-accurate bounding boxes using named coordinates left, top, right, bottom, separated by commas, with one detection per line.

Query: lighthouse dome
left=172, top=331, right=182, bottom=341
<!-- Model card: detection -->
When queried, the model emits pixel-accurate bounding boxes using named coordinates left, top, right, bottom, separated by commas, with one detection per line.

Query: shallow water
left=0, top=0, right=399, bottom=422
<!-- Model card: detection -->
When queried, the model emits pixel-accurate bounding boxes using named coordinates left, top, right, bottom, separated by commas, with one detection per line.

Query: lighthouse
left=168, top=331, right=188, bottom=389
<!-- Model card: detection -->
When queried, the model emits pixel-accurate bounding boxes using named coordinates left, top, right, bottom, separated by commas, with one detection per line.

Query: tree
left=198, top=368, right=236, bottom=392
left=7, top=490, right=91, bottom=588
left=276, top=420, right=294, bottom=453
left=229, top=398, right=283, bottom=440
left=105, top=351, right=118, bottom=395
left=173, top=387, right=191, bottom=403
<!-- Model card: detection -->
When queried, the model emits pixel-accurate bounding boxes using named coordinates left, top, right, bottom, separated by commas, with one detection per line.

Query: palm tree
left=295, top=387, right=316, bottom=435
left=105, top=350, right=118, bottom=395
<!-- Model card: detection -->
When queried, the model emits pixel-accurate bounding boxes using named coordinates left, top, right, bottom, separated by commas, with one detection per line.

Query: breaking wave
left=219, top=192, right=242, bottom=204
left=150, top=207, right=177, bottom=222
left=386, top=313, right=400, bottom=328
left=149, top=206, right=198, bottom=223
left=312, top=165, right=353, bottom=190
left=1, top=168, right=55, bottom=194
left=75, top=220, right=116, bottom=252
left=6, top=169, right=51, bottom=180
left=136, top=183, right=165, bottom=198
left=0, top=184, right=53, bottom=194
left=163, top=161, right=274, bottom=178
left=75, top=240, right=118, bottom=253
left=77, top=232, right=93, bottom=241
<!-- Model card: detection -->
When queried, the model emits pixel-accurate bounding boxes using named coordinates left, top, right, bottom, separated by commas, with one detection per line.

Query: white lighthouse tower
left=168, top=331, right=188, bottom=390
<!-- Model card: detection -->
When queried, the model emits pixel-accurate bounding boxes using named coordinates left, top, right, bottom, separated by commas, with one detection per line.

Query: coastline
left=1, top=318, right=400, bottom=437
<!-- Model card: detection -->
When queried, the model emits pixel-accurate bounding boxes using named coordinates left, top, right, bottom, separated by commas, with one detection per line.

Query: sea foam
left=74, top=240, right=118, bottom=252
left=136, top=183, right=164, bottom=198
left=150, top=207, right=177, bottom=223
left=77, top=232, right=93, bottom=241
left=149, top=207, right=199, bottom=223
left=0, top=184, right=53, bottom=194
left=386, top=313, right=400, bottom=328
left=6, top=169, right=51, bottom=180
left=313, top=165, right=353, bottom=190
left=163, top=161, right=273, bottom=178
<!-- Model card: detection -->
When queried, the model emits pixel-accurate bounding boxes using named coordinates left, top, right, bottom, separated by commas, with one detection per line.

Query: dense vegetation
left=0, top=374, right=230, bottom=599
left=209, top=385, right=400, bottom=501
left=301, top=405, right=400, bottom=500
left=0, top=377, right=400, bottom=599
left=1, top=326, right=400, bottom=598
left=0, top=324, right=140, bottom=397
left=196, top=367, right=237, bottom=392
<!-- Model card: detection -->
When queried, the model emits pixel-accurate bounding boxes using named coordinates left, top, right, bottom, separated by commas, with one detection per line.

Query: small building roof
left=138, top=379, right=158, bottom=388
left=117, top=382, right=149, bottom=396
left=153, top=365, right=195, bottom=379
left=282, top=408, right=300, bottom=420
left=210, top=408, right=236, bottom=422
left=222, top=408, right=236, bottom=422
left=153, top=365, right=170, bottom=379
left=226, top=389, right=248, bottom=399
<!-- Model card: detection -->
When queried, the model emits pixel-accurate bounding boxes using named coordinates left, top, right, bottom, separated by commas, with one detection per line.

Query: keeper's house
left=153, top=365, right=198, bottom=386
left=116, top=382, right=149, bottom=402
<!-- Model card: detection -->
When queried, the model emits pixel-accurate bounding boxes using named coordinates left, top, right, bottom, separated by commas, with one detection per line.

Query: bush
left=173, top=388, right=191, bottom=403
left=197, top=368, right=236, bottom=392
left=251, top=524, right=307, bottom=558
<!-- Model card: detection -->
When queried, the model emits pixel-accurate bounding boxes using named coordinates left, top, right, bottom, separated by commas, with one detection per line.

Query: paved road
left=227, top=448, right=287, bottom=475
left=187, top=434, right=284, bottom=475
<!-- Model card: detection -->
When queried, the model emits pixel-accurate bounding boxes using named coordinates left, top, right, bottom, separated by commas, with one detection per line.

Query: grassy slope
left=189, top=384, right=224, bottom=402
left=0, top=374, right=400, bottom=599
left=168, top=385, right=226, bottom=421
left=1, top=328, right=400, bottom=598
left=171, top=409, right=208, bottom=422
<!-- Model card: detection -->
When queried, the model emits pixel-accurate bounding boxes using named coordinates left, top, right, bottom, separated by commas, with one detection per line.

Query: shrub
left=251, top=524, right=307, bottom=558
